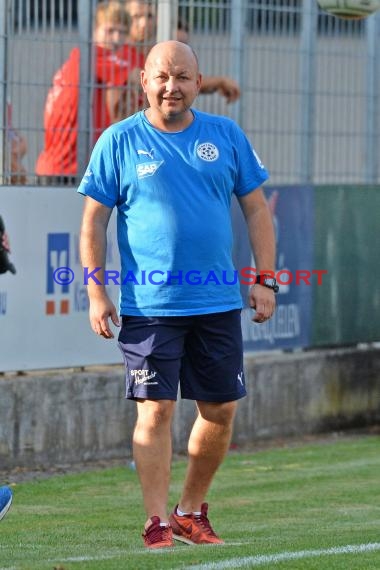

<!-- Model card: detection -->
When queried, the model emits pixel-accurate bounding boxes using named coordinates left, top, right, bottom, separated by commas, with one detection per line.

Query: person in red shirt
left=36, top=1, right=134, bottom=183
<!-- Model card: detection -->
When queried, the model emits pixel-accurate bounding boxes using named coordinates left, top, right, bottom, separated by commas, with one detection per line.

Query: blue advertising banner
left=232, top=185, right=314, bottom=351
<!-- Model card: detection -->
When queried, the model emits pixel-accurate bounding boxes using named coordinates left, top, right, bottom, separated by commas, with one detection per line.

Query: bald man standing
left=78, top=41, right=277, bottom=549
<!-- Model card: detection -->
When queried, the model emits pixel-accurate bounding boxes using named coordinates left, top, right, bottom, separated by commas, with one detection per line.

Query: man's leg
left=178, top=400, right=237, bottom=513
left=133, top=398, right=176, bottom=523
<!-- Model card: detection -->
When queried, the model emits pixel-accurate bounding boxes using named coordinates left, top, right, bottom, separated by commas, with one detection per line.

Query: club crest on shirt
left=196, top=142, right=219, bottom=162
left=136, top=160, right=164, bottom=178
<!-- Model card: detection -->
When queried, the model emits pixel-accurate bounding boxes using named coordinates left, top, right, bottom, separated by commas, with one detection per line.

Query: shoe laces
left=193, top=512, right=217, bottom=537
left=146, top=522, right=171, bottom=543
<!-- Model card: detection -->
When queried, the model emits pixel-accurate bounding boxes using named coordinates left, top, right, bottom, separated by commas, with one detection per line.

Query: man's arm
left=79, top=196, right=120, bottom=338
left=1, top=231, right=10, bottom=252
left=105, top=68, right=143, bottom=122
left=200, top=76, right=240, bottom=103
left=238, top=188, right=276, bottom=323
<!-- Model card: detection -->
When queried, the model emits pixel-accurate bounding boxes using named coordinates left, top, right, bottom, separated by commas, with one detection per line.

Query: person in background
left=78, top=40, right=276, bottom=549
left=6, top=99, right=27, bottom=185
left=122, top=0, right=240, bottom=104
left=1, top=231, right=10, bottom=254
left=175, top=16, right=240, bottom=102
left=35, top=1, right=133, bottom=184
left=0, top=486, right=13, bottom=521
left=176, top=17, right=190, bottom=44
left=0, top=215, right=16, bottom=275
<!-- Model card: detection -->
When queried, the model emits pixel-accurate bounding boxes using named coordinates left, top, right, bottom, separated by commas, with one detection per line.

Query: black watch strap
left=255, top=274, right=279, bottom=293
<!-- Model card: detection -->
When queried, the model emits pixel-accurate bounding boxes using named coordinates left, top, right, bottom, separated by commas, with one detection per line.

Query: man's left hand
left=249, top=284, right=276, bottom=323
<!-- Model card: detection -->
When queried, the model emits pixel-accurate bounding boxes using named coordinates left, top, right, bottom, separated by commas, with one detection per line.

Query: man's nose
left=165, top=77, right=178, bottom=91
left=138, top=16, right=147, bottom=29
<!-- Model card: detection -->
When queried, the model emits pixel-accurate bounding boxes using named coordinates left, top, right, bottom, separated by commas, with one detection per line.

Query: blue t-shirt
left=77, top=109, right=269, bottom=316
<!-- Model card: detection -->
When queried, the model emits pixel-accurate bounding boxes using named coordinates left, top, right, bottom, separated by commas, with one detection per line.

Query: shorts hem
left=126, top=392, right=178, bottom=401
left=180, top=391, right=247, bottom=403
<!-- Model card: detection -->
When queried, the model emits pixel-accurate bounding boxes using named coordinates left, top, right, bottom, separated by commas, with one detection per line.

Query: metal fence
left=1, top=0, right=380, bottom=186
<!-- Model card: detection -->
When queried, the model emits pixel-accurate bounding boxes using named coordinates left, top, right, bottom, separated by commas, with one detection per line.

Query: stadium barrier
left=1, top=346, right=379, bottom=469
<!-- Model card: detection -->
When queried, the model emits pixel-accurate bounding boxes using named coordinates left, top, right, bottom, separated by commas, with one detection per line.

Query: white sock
left=159, top=522, right=170, bottom=527
left=192, top=511, right=202, bottom=516
left=176, top=506, right=191, bottom=516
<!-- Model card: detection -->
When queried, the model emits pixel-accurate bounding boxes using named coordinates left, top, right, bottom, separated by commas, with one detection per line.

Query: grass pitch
left=0, top=435, right=379, bottom=569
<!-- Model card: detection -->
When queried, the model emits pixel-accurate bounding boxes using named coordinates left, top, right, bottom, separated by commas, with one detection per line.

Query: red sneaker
left=169, top=503, right=224, bottom=545
left=142, top=516, right=174, bottom=549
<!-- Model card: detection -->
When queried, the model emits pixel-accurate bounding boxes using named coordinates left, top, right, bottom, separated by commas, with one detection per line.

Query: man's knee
left=197, top=400, right=238, bottom=426
left=136, top=399, right=176, bottom=430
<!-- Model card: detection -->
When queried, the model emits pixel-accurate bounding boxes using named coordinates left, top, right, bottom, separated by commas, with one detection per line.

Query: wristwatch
left=255, top=274, right=279, bottom=293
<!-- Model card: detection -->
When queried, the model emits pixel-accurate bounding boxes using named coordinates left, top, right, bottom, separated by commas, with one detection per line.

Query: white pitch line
left=3, top=541, right=380, bottom=570
left=55, top=542, right=245, bottom=561
left=186, top=542, right=380, bottom=569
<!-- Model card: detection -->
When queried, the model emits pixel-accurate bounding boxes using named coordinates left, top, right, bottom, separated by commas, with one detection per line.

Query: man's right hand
left=89, top=295, right=120, bottom=339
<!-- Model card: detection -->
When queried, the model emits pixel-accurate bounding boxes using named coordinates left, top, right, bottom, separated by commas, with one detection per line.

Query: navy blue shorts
left=118, top=310, right=246, bottom=402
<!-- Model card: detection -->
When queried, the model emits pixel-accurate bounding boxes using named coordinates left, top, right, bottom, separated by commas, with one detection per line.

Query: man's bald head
left=145, top=40, right=199, bottom=72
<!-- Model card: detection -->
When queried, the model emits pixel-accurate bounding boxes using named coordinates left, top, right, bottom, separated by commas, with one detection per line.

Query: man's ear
left=197, top=72, right=203, bottom=93
left=141, top=69, right=147, bottom=92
